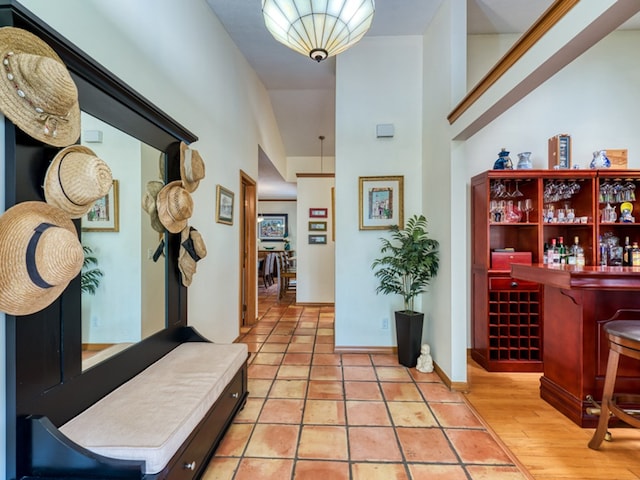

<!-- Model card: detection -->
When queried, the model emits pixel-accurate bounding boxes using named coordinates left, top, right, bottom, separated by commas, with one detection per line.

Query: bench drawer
left=166, top=368, right=246, bottom=479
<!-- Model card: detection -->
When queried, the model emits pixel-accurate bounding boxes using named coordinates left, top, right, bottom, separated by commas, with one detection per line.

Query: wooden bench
left=23, top=341, right=249, bottom=479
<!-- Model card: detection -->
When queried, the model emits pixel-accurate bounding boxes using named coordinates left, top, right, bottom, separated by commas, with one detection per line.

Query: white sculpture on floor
left=416, top=343, right=434, bottom=373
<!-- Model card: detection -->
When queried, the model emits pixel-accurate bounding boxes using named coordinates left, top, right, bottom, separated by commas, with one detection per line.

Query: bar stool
left=588, top=319, right=640, bottom=449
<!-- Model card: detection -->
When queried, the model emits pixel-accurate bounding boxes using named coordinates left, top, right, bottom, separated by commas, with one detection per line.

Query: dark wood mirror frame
left=1, top=1, right=198, bottom=477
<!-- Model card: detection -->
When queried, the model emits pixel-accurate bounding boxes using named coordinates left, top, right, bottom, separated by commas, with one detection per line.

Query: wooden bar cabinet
left=471, top=169, right=640, bottom=374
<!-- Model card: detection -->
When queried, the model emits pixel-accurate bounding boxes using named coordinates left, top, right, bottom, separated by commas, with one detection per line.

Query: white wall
left=335, top=35, right=424, bottom=348
left=422, top=0, right=469, bottom=383
left=465, top=30, right=640, bottom=176
left=296, top=176, right=335, bottom=303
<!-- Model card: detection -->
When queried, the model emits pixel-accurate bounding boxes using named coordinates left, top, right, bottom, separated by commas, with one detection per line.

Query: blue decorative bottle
left=493, top=148, right=513, bottom=170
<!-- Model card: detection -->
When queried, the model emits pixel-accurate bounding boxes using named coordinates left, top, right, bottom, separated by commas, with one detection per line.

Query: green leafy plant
left=81, top=245, right=103, bottom=295
left=371, top=214, right=440, bottom=312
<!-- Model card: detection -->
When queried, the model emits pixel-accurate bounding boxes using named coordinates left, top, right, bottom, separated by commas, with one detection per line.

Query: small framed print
left=308, top=221, right=327, bottom=231
left=359, top=175, right=404, bottom=230
left=308, top=234, right=327, bottom=245
left=216, top=185, right=235, bottom=225
left=309, top=208, right=328, bottom=218
left=82, top=179, right=119, bottom=232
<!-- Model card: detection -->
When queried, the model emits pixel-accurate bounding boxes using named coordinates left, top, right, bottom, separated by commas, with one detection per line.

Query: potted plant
left=371, top=214, right=440, bottom=367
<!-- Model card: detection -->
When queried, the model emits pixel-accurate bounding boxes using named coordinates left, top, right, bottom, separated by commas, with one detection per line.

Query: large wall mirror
left=79, top=113, right=166, bottom=371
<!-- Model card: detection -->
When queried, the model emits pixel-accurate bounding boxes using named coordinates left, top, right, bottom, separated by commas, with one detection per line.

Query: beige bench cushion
left=60, top=342, right=247, bottom=474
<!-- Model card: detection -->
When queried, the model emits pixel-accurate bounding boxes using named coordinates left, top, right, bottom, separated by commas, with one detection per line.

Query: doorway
left=240, top=170, right=257, bottom=329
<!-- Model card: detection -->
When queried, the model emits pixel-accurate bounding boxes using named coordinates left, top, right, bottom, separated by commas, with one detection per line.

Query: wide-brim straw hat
left=0, top=27, right=80, bottom=147
left=142, top=180, right=165, bottom=234
left=0, top=201, right=84, bottom=316
left=179, top=141, right=205, bottom=193
left=44, top=145, right=113, bottom=219
left=156, top=180, right=194, bottom=233
left=178, top=226, right=207, bottom=287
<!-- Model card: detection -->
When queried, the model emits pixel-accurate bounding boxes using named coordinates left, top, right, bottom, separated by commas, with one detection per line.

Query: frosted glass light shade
left=262, top=0, right=375, bottom=62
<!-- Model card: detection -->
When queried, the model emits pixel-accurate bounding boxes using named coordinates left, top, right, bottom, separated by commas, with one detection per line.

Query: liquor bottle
left=547, top=238, right=557, bottom=265
left=557, top=236, right=566, bottom=264
left=568, top=236, right=582, bottom=265
left=599, top=235, right=608, bottom=266
left=633, top=242, right=640, bottom=266
left=623, top=236, right=632, bottom=266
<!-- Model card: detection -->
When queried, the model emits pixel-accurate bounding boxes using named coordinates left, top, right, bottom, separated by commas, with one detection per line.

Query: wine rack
left=487, top=277, right=541, bottom=363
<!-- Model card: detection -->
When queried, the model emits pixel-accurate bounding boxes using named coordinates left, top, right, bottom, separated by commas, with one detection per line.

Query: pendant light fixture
left=319, top=135, right=325, bottom=172
left=262, top=0, right=375, bottom=62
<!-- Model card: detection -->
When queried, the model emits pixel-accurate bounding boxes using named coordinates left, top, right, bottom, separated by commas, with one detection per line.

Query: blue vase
left=590, top=150, right=611, bottom=169
left=493, top=148, right=513, bottom=170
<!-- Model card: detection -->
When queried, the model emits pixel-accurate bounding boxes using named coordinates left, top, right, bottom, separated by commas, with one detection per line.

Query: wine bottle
left=557, top=236, right=566, bottom=264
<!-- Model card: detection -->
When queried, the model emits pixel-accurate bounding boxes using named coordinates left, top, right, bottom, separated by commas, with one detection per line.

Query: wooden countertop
left=511, top=263, right=640, bottom=291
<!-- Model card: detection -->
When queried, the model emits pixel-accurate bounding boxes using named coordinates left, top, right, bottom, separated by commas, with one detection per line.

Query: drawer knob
left=511, top=281, right=518, bottom=288
left=231, top=392, right=239, bottom=398
left=184, top=461, right=196, bottom=471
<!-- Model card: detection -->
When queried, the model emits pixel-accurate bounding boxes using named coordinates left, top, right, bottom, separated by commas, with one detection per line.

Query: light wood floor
left=464, top=357, right=640, bottom=480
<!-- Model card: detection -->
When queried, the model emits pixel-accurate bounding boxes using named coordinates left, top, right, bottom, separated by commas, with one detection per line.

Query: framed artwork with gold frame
left=82, top=179, right=119, bottom=232
left=358, top=175, right=404, bottom=230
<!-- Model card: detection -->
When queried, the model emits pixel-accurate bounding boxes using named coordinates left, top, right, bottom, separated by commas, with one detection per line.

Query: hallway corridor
left=202, top=286, right=529, bottom=479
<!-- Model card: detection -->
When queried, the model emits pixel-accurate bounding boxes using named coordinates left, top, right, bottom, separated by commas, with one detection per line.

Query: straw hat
left=44, top=145, right=113, bottom=219
left=0, top=201, right=84, bottom=316
left=178, top=226, right=207, bottom=287
left=156, top=180, right=193, bottom=233
left=0, top=27, right=80, bottom=147
left=142, top=180, right=165, bottom=233
left=179, top=142, right=205, bottom=193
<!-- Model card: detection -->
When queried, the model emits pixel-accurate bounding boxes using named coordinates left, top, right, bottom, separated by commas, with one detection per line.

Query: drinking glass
left=524, top=199, right=533, bottom=223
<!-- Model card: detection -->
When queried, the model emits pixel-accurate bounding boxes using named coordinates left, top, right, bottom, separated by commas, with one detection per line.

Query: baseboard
left=434, top=361, right=469, bottom=392
left=333, top=345, right=397, bottom=355
left=294, top=302, right=335, bottom=307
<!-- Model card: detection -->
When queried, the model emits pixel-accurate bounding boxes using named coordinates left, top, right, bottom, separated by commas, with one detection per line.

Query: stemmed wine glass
left=523, top=199, right=533, bottom=223
left=512, top=180, right=524, bottom=198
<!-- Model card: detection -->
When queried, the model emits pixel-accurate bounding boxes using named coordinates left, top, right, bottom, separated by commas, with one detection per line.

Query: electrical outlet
left=381, top=318, right=389, bottom=330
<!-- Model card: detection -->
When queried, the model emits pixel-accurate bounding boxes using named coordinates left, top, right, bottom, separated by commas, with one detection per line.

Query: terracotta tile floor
left=203, top=285, right=531, bottom=480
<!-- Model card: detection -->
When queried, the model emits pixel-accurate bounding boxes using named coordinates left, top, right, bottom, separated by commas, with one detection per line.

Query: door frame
left=239, top=170, right=257, bottom=328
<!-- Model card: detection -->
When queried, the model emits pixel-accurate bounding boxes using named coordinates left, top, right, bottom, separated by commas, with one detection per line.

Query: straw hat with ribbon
left=0, top=27, right=80, bottom=147
left=44, top=145, right=113, bottom=219
left=142, top=180, right=165, bottom=234
left=156, top=180, right=194, bottom=233
left=179, top=141, right=205, bottom=193
left=0, top=201, right=84, bottom=316
left=178, top=226, right=207, bottom=287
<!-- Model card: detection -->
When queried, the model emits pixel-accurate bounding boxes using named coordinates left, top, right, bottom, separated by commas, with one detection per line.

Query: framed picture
left=309, top=221, right=327, bottom=231
left=309, top=207, right=328, bottom=218
left=259, top=213, right=288, bottom=242
left=308, top=234, right=327, bottom=245
left=82, top=179, right=119, bottom=232
left=216, top=185, right=234, bottom=225
left=359, top=175, right=404, bottom=230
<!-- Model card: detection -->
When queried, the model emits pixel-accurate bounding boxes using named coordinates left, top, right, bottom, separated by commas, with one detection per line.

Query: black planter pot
left=394, top=310, right=424, bottom=368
